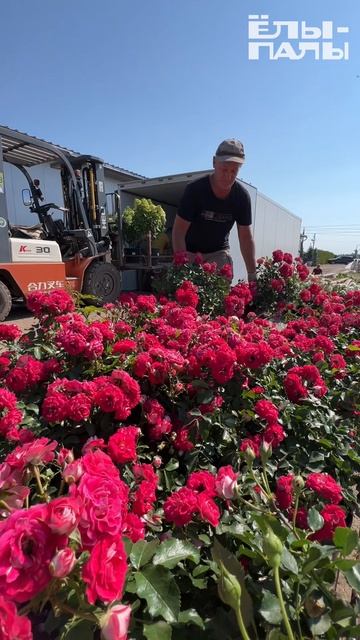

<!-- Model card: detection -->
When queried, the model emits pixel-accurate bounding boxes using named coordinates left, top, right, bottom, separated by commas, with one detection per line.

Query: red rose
left=41, top=391, right=68, bottom=423
left=132, top=480, right=157, bottom=516
left=187, top=470, right=216, bottom=496
left=123, top=513, right=145, bottom=542
left=67, top=393, right=92, bottom=422
left=254, top=399, right=279, bottom=424
left=82, top=536, right=128, bottom=605
left=312, top=505, right=347, bottom=543
left=306, top=473, right=343, bottom=504
left=275, top=475, right=294, bottom=510
left=108, top=426, right=140, bottom=465
left=164, top=487, right=198, bottom=527
left=263, top=423, right=286, bottom=448
left=272, top=250, right=284, bottom=263
left=197, top=492, right=221, bottom=527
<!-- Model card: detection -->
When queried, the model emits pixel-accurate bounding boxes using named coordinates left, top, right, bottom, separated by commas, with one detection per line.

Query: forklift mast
left=61, top=155, right=109, bottom=247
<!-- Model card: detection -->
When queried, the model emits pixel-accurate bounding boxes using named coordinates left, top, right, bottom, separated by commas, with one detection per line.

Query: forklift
left=0, top=126, right=122, bottom=321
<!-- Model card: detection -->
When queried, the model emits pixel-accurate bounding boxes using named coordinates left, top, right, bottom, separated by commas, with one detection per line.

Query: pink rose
left=0, top=595, right=32, bottom=640
left=0, top=504, right=66, bottom=603
left=50, top=547, right=76, bottom=578
left=47, top=497, right=81, bottom=535
left=101, top=604, right=131, bottom=640
left=5, top=437, right=57, bottom=471
left=215, top=466, right=239, bottom=500
left=82, top=536, right=128, bottom=605
left=70, top=473, right=129, bottom=548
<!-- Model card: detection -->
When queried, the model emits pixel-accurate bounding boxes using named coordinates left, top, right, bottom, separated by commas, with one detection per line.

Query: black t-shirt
left=178, top=176, right=252, bottom=253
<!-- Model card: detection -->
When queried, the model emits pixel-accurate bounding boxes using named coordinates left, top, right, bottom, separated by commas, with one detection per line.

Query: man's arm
left=237, top=224, right=257, bottom=280
left=172, top=215, right=191, bottom=253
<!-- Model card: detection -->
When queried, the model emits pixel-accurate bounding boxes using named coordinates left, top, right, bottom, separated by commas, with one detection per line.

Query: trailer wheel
left=0, top=281, right=12, bottom=322
left=82, top=262, right=122, bottom=304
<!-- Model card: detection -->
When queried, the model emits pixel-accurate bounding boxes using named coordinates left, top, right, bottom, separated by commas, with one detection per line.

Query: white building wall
left=253, top=193, right=301, bottom=259
left=229, top=181, right=258, bottom=282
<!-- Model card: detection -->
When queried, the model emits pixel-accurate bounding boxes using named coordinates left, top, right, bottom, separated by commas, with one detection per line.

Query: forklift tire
left=0, top=281, right=12, bottom=322
left=82, top=262, right=122, bottom=305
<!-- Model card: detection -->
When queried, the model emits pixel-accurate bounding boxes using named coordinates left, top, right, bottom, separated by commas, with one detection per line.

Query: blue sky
left=1, top=0, right=359, bottom=254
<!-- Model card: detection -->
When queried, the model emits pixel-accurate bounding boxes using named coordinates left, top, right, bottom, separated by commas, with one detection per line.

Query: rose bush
left=0, top=251, right=359, bottom=639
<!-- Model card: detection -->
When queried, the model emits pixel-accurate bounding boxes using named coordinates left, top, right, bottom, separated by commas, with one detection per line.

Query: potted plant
left=122, top=198, right=166, bottom=249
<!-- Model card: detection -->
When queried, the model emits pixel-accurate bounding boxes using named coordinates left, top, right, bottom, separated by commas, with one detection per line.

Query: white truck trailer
left=118, top=171, right=301, bottom=286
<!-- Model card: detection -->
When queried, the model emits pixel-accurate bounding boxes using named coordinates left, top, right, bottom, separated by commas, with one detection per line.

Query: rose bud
left=48, top=496, right=81, bottom=535
left=263, top=529, right=283, bottom=569
left=101, top=604, right=131, bottom=640
left=57, top=447, right=74, bottom=466
left=293, top=475, right=305, bottom=492
left=215, top=466, right=239, bottom=500
left=153, top=456, right=162, bottom=468
left=62, top=460, right=83, bottom=484
left=50, top=548, right=76, bottom=578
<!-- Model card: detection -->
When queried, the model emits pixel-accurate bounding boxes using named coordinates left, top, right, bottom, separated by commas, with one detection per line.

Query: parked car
left=328, top=255, right=354, bottom=264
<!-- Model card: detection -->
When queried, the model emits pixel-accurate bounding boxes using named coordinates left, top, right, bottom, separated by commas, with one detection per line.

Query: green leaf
left=211, top=539, right=254, bottom=629
left=34, top=346, right=42, bottom=360
left=143, top=621, right=172, bottom=640
left=130, top=539, right=159, bottom=570
left=153, top=538, right=199, bottom=569
left=280, top=548, right=298, bottom=575
left=60, top=618, right=96, bottom=640
left=25, top=403, right=40, bottom=415
left=165, top=459, right=179, bottom=472
left=192, top=564, right=209, bottom=577
left=135, top=565, right=180, bottom=623
left=344, top=563, right=360, bottom=591
left=333, top=527, right=358, bottom=555
left=268, top=630, right=288, bottom=640
left=308, top=613, right=332, bottom=636
left=259, top=590, right=282, bottom=624
left=308, top=507, right=324, bottom=532
left=334, top=559, right=357, bottom=571
left=178, top=609, right=205, bottom=629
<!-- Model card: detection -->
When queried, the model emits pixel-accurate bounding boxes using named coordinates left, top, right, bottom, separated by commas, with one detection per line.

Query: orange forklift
left=0, top=126, right=123, bottom=321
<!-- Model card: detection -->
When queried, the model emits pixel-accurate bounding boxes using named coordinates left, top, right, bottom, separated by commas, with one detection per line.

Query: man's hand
left=172, top=215, right=191, bottom=254
left=247, top=272, right=257, bottom=282
left=237, top=224, right=257, bottom=276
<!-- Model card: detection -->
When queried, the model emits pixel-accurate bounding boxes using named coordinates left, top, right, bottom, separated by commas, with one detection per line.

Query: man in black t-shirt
left=172, top=139, right=257, bottom=281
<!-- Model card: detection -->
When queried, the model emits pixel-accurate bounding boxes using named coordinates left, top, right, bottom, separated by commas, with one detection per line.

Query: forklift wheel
left=0, top=281, right=12, bottom=322
left=82, top=262, right=122, bottom=304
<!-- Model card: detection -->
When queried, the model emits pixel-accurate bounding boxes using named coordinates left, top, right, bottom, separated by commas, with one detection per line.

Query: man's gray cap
left=215, top=139, right=245, bottom=163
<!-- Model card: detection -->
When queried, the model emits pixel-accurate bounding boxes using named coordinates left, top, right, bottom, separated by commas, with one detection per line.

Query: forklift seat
left=10, top=224, right=44, bottom=239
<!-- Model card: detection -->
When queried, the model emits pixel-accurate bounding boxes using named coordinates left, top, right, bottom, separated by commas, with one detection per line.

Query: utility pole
left=300, top=228, right=307, bottom=258
left=310, top=233, right=316, bottom=264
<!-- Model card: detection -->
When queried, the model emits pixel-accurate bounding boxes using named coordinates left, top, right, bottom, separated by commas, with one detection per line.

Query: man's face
left=213, top=159, right=241, bottom=189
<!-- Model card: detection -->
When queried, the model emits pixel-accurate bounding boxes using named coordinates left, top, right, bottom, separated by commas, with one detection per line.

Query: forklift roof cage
left=0, top=125, right=99, bottom=256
